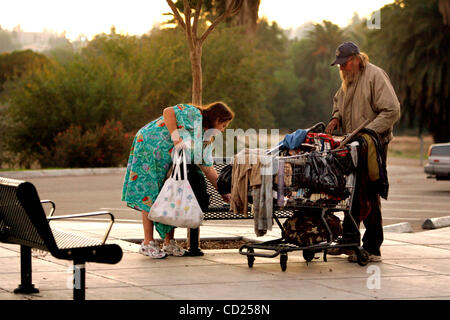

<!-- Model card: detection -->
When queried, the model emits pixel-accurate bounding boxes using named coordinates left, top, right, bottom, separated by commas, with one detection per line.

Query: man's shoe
left=327, top=247, right=354, bottom=255
left=368, top=254, right=382, bottom=262
left=348, top=253, right=382, bottom=263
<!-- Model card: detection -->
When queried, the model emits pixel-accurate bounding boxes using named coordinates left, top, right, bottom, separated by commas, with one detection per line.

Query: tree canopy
left=365, top=0, right=449, bottom=142
left=0, top=0, right=448, bottom=168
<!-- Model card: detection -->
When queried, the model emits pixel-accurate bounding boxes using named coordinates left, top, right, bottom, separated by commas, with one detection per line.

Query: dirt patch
left=177, top=239, right=249, bottom=250
left=123, top=238, right=251, bottom=250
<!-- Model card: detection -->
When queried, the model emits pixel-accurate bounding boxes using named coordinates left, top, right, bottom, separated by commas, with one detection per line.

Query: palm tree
left=288, top=21, right=345, bottom=127
left=366, top=0, right=449, bottom=142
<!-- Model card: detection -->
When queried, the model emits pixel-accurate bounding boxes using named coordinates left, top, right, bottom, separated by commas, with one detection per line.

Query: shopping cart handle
left=333, top=119, right=371, bottom=150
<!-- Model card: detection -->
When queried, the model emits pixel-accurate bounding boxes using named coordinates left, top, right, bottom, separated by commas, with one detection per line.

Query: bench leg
left=73, top=261, right=86, bottom=301
left=185, top=228, right=204, bottom=256
left=14, top=245, right=39, bottom=294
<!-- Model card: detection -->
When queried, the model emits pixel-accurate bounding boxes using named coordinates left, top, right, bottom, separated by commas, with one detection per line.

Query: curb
left=0, top=167, right=126, bottom=179
left=382, top=222, right=413, bottom=233
left=422, top=216, right=450, bottom=230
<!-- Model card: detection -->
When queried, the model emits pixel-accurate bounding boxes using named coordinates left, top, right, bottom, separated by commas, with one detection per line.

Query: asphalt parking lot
left=19, top=159, right=450, bottom=233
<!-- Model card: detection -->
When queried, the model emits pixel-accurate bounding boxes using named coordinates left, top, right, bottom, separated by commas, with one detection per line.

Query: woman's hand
left=221, top=193, right=231, bottom=203
left=174, top=138, right=188, bottom=150
left=199, top=166, right=231, bottom=203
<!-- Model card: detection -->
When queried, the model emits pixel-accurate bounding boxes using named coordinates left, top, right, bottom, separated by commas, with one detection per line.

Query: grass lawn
left=388, top=135, right=433, bottom=159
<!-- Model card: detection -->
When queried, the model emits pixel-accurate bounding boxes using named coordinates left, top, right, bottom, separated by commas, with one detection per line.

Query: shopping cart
left=239, top=137, right=370, bottom=271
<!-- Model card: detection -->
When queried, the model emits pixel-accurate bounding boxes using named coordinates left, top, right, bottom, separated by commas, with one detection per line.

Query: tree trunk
left=190, top=45, right=203, bottom=106
left=167, top=0, right=243, bottom=105
left=230, top=0, right=260, bottom=34
left=439, top=0, right=450, bottom=25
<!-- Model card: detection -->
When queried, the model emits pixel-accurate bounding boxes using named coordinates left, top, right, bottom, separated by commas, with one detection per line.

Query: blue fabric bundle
left=278, top=129, right=308, bottom=150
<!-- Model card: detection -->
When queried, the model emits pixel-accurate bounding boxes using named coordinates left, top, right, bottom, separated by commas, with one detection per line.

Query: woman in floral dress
left=122, top=102, right=234, bottom=258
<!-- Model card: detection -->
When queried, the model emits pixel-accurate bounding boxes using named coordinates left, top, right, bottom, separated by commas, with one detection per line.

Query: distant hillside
left=0, top=27, right=70, bottom=53
left=283, top=21, right=315, bottom=40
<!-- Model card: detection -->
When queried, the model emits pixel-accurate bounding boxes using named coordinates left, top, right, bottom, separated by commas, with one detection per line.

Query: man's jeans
left=341, top=143, right=388, bottom=256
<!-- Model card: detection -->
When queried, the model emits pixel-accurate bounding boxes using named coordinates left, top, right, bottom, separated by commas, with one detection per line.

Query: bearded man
left=325, top=42, right=400, bottom=262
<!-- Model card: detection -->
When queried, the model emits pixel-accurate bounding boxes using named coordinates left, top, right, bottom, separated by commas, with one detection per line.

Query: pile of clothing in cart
left=278, top=148, right=355, bottom=200
left=216, top=123, right=389, bottom=239
left=275, top=125, right=357, bottom=203
left=216, top=123, right=348, bottom=237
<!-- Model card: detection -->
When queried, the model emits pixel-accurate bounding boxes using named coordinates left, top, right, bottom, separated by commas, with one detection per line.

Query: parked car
left=424, top=143, right=450, bottom=180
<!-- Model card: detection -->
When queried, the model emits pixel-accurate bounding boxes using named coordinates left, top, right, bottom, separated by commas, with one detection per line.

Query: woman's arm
left=199, top=165, right=218, bottom=190
left=163, top=107, right=182, bottom=145
left=199, top=165, right=231, bottom=203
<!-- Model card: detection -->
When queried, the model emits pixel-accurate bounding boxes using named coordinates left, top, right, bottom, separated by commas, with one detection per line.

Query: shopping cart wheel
left=303, top=249, right=315, bottom=262
left=356, top=248, right=369, bottom=266
left=280, top=253, right=288, bottom=271
left=247, top=248, right=255, bottom=268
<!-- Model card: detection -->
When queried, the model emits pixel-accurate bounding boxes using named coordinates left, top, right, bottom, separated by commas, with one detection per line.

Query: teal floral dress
left=122, top=104, right=213, bottom=238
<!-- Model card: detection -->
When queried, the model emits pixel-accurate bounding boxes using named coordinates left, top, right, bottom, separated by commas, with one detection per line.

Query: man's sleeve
left=366, top=69, right=401, bottom=133
left=331, top=90, right=341, bottom=121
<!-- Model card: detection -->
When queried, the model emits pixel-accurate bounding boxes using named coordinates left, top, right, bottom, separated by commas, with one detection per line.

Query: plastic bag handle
left=171, top=149, right=188, bottom=181
left=181, top=149, right=188, bottom=181
left=171, top=151, right=182, bottom=180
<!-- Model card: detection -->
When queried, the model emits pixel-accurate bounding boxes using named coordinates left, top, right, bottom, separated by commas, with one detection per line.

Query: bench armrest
left=47, top=211, right=115, bottom=245
left=41, top=200, right=56, bottom=217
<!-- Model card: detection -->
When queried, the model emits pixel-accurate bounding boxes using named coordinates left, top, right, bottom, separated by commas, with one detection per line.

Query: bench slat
left=51, top=228, right=102, bottom=249
left=0, top=181, right=50, bottom=251
left=203, top=160, right=294, bottom=220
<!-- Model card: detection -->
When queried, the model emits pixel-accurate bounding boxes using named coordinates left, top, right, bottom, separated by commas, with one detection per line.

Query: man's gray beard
left=340, top=69, right=358, bottom=92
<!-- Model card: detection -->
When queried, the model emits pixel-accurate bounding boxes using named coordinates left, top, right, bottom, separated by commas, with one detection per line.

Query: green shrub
left=41, top=121, right=133, bottom=168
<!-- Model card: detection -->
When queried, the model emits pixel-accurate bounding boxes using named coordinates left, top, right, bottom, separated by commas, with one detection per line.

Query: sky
left=0, top=0, right=395, bottom=41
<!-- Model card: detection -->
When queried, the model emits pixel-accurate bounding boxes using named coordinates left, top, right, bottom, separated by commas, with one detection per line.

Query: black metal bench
left=186, top=160, right=293, bottom=255
left=0, top=177, right=123, bottom=300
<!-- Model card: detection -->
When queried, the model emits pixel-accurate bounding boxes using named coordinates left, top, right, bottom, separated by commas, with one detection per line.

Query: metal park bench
left=0, top=177, right=123, bottom=300
left=186, top=159, right=293, bottom=255
left=186, top=123, right=328, bottom=254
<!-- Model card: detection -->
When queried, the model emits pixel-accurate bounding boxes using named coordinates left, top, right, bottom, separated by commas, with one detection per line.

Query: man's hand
left=325, top=118, right=340, bottom=134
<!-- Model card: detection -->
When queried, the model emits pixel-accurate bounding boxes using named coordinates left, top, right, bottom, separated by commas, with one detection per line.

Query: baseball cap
left=331, top=42, right=360, bottom=66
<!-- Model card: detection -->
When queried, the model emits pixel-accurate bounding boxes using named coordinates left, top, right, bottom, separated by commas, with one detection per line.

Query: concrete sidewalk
left=0, top=220, right=449, bottom=300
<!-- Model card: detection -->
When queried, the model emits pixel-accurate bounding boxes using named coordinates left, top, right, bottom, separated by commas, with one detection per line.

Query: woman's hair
left=196, top=101, right=235, bottom=129
left=189, top=101, right=234, bottom=145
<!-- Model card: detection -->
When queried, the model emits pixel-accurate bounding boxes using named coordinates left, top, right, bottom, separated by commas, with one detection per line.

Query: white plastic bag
left=148, top=150, right=203, bottom=228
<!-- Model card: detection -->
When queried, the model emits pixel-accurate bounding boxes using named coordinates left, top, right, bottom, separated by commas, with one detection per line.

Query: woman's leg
left=162, top=229, right=185, bottom=256
left=141, top=211, right=168, bottom=258
left=142, top=211, right=155, bottom=245
left=164, top=229, right=175, bottom=245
